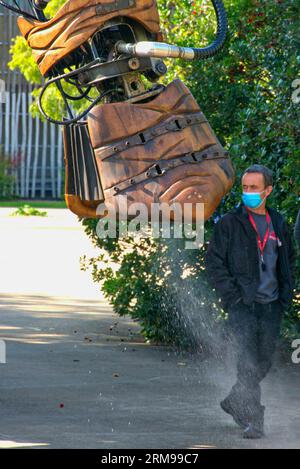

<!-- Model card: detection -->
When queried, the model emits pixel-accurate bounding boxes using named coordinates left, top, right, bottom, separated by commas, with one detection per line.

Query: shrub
left=0, top=151, right=16, bottom=199
left=11, top=204, right=47, bottom=217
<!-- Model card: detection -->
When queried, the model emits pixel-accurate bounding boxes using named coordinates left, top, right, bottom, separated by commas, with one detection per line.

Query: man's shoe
left=243, top=423, right=264, bottom=439
left=220, top=396, right=248, bottom=429
left=243, top=405, right=265, bottom=439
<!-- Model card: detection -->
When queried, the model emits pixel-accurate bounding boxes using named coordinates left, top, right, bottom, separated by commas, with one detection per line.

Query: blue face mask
left=242, top=190, right=267, bottom=209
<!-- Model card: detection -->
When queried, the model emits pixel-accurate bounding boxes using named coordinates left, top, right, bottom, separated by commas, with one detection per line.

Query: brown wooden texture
left=65, top=194, right=100, bottom=217
left=17, top=0, right=162, bottom=76
left=62, top=123, right=103, bottom=217
left=87, top=79, right=235, bottom=221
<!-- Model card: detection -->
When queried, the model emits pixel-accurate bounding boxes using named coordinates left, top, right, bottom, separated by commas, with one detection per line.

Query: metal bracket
left=146, top=164, right=166, bottom=178
left=96, top=0, right=135, bottom=15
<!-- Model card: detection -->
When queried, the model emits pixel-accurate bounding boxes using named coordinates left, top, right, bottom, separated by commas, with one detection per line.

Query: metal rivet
left=128, top=58, right=140, bottom=70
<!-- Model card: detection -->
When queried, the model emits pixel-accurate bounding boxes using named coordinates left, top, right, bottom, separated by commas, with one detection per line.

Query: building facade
left=0, top=4, right=63, bottom=199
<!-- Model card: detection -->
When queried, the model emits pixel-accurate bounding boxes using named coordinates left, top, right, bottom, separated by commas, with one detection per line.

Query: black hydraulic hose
left=117, top=0, right=228, bottom=61
left=37, top=59, right=103, bottom=124
left=31, top=0, right=47, bottom=21
left=193, top=0, right=228, bottom=59
left=38, top=76, right=113, bottom=125
left=0, top=0, right=38, bottom=20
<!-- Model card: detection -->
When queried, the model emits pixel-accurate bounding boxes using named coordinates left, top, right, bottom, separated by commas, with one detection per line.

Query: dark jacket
left=295, top=209, right=300, bottom=249
left=205, top=202, right=296, bottom=312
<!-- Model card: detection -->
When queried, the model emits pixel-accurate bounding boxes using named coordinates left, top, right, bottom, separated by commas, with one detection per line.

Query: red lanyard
left=246, top=207, right=271, bottom=268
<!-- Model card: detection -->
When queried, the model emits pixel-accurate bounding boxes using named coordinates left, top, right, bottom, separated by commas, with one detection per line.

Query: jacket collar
left=230, top=202, right=279, bottom=241
left=229, top=203, right=255, bottom=241
left=233, top=201, right=276, bottom=219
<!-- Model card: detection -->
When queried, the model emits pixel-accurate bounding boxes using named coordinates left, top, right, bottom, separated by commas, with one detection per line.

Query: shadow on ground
left=0, top=292, right=299, bottom=449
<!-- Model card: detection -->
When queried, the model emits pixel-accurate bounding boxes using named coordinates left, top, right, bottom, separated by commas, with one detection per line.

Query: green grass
left=11, top=204, right=48, bottom=217
left=0, top=199, right=67, bottom=209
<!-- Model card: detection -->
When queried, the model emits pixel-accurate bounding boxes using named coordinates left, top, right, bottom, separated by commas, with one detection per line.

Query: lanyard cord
left=246, top=207, right=271, bottom=265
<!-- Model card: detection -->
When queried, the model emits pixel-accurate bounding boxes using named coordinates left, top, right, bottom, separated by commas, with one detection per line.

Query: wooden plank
left=12, top=74, right=21, bottom=195
left=57, top=127, right=63, bottom=198
left=31, top=116, right=40, bottom=198
left=4, top=88, right=10, bottom=156
left=20, top=90, right=27, bottom=197
left=41, top=120, right=47, bottom=198
left=50, top=124, right=56, bottom=198
left=25, top=86, right=33, bottom=197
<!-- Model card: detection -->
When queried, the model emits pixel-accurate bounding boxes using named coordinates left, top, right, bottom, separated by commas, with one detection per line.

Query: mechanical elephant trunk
left=2, top=0, right=235, bottom=221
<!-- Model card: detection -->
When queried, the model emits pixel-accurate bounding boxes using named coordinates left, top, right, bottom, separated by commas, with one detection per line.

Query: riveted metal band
left=95, top=112, right=207, bottom=161
left=105, top=146, right=230, bottom=197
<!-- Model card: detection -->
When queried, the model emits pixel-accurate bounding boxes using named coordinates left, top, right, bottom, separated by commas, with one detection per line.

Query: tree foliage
left=8, top=0, right=300, bottom=346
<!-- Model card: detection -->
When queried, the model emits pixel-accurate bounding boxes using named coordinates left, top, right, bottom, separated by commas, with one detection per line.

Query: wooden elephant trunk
left=64, top=79, right=234, bottom=221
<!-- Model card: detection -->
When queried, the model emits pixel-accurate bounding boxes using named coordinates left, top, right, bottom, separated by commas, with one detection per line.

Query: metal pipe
left=117, top=42, right=197, bottom=61
left=117, top=0, right=228, bottom=61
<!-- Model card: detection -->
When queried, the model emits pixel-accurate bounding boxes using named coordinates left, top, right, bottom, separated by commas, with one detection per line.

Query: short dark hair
left=242, top=164, right=273, bottom=187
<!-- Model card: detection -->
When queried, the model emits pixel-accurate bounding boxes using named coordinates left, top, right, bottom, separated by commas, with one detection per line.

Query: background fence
left=0, top=5, right=63, bottom=199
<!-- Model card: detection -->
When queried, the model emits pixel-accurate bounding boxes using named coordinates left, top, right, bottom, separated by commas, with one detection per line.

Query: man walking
left=205, top=164, right=296, bottom=439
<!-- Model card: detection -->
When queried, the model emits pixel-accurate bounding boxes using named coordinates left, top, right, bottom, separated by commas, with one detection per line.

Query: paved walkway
left=0, top=208, right=299, bottom=448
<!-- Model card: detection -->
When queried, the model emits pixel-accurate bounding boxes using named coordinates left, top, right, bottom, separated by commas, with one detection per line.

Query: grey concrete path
left=0, top=208, right=299, bottom=449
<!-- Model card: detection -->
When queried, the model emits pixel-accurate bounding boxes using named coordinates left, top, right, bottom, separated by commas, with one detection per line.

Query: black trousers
left=226, top=298, right=283, bottom=420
